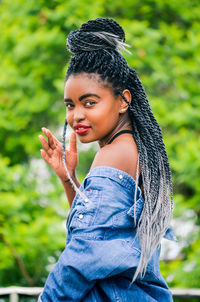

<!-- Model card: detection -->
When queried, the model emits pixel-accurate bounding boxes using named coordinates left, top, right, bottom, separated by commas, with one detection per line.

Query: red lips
left=73, top=123, right=91, bottom=134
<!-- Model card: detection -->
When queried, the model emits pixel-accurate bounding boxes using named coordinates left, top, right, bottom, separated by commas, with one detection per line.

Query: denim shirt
left=39, top=166, right=176, bottom=302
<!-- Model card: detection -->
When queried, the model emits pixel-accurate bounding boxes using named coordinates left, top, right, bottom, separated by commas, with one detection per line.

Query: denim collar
left=85, top=165, right=142, bottom=194
left=83, top=166, right=177, bottom=242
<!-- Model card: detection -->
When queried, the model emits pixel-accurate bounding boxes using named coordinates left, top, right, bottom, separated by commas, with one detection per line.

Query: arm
left=39, top=128, right=79, bottom=207
left=60, top=171, right=80, bottom=208
left=39, top=235, right=139, bottom=302
left=39, top=174, right=141, bottom=302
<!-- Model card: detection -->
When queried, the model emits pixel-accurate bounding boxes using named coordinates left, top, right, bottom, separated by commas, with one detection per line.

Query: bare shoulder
left=90, top=139, right=139, bottom=179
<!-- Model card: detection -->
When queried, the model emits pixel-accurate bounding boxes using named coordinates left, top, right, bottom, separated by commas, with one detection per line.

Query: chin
left=77, top=136, right=96, bottom=144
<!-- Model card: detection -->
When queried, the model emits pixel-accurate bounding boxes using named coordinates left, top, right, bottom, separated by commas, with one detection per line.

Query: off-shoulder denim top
left=39, top=166, right=176, bottom=302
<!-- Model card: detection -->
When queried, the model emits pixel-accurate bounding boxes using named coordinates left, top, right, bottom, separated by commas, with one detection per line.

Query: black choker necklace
left=107, top=130, right=133, bottom=145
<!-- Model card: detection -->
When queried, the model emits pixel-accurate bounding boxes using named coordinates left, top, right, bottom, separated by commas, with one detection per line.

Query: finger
left=40, top=149, right=51, bottom=165
left=69, top=132, right=77, bottom=153
left=42, top=128, right=61, bottom=147
left=47, top=131, right=57, bottom=150
left=42, top=128, right=56, bottom=150
left=51, top=134, right=61, bottom=148
left=41, top=127, right=49, bottom=137
left=38, top=135, right=53, bottom=155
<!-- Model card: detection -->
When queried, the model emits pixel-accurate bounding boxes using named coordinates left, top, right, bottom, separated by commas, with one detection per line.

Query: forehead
left=64, top=73, right=113, bottom=97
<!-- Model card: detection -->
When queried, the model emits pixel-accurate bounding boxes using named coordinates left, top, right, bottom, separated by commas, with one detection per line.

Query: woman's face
left=64, top=73, right=124, bottom=144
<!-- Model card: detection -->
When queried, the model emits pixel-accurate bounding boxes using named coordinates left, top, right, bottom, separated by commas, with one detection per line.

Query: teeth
left=75, top=127, right=90, bottom=131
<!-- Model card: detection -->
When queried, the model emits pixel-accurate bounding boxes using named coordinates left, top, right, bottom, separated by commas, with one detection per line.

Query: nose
left=73, top=107, right=85, bottom=122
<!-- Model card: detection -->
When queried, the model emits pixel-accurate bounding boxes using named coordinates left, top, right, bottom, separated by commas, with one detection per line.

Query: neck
left=98, top=112, right=132, bottom=148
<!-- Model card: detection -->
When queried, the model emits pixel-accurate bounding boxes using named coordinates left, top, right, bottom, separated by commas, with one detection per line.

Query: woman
left=38, top=18, right=176, bottom=301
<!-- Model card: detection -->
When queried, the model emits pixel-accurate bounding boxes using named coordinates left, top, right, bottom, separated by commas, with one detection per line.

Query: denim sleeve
left=39, top=172, right=148, bottom=301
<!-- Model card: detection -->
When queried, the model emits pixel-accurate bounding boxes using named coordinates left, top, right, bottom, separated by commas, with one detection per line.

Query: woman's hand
left=39, top=128, right=78, bottom=181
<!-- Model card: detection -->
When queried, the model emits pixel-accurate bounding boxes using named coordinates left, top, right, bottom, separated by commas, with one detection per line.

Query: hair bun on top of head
left=66, top=18, right=131, bottom=55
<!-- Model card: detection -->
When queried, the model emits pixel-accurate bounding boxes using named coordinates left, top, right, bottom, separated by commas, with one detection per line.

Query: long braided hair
left=62, top=18, right=174, bottom=282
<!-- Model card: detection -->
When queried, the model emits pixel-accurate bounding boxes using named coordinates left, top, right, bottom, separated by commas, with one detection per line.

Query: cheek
left=96, top=102, right=119, bottom=119
left=102, top=104, right=120, bottom=123
left=66, top=111, right=73, bottom=126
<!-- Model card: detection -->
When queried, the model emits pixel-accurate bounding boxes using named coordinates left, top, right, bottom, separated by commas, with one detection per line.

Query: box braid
left=62, top=18, right=174, bottom=282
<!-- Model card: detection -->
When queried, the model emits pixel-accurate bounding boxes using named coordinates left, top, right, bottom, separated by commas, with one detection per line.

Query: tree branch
left=0, top=233, right=35, bottom=286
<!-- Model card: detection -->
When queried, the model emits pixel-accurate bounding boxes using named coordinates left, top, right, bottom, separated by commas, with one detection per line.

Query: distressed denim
left=39, top=166, right=176, bottom=301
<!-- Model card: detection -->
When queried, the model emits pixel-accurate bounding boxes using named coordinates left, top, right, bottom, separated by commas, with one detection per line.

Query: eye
left=85, top=100, right=96, bottom=107
left=65, top=103, right=74, bottom=109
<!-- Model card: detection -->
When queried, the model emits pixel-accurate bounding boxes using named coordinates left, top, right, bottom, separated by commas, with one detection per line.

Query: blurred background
left=0, top=0, right=200, bottom=300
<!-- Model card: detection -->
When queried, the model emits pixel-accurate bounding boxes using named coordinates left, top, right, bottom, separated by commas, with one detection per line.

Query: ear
left=119, top=89, right=132, bottom=114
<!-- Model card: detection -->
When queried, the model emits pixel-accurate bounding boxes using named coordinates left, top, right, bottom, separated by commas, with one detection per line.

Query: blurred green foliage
left=0, top=0, right=200, bottom=290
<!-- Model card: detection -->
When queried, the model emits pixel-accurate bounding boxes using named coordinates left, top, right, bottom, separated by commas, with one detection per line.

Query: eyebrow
left=64, top=93, right=100, bottom=103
